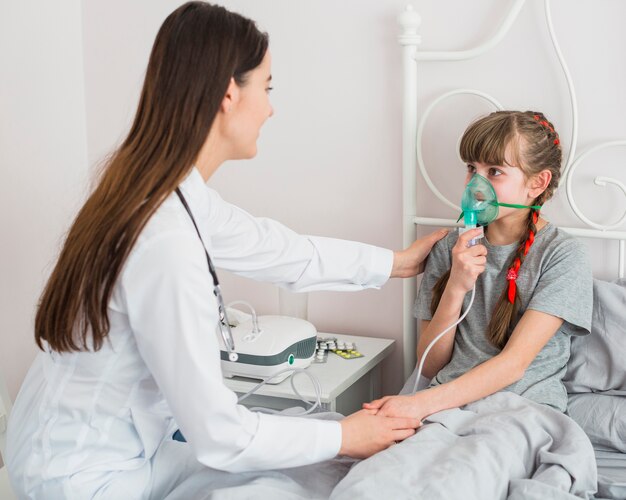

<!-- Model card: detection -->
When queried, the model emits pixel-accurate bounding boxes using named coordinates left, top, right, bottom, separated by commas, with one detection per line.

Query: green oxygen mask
left=458, top=173, right=543, bottom=228
left=460, top=174, right=499, bottom=228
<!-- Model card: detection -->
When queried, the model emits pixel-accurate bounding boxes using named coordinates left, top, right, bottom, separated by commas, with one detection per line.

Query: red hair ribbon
left=523, top=234, right=533, bottom=254
left=534, top=114, right=560, bottom=145
left=506, top=257, right=522, bottom=303
left=506, top=209, right=540, bottom=304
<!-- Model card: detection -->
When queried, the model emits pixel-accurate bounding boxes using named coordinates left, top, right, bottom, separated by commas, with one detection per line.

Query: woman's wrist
left=391, top=230, right=448, bottom=278
left=391, top=250, right=421, bottom=278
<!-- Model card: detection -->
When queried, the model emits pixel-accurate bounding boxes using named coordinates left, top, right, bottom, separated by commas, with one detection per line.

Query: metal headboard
left=397, top=0, right=626, bottom=378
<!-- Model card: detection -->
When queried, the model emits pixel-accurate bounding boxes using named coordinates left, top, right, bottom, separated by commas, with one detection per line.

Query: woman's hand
left=363, top=393, right=430, bottom=421
left=339, top=409, right=421, bottom=459
left=391, top=229, right=448, bottom=278
left=447, top=228, right=487, bottom=294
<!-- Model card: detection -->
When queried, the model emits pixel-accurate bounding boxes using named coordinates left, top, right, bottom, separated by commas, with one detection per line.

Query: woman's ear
left=528, top=169, right=552, bottom=198
left=220, top=77, right=240, bottom=114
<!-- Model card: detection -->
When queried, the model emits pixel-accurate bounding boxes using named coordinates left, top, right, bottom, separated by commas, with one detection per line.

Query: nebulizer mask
left=458, top=173, right=500, bottom=245
left=412, top=174, right=538, bottom=393
left=458, top=173, right=541, bottom=236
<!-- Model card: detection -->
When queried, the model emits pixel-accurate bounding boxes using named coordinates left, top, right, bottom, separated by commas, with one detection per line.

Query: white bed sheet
left=595, top=449, right=626, bottom=500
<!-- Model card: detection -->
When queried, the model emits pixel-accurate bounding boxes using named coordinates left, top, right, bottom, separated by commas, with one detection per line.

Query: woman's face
left=227, top=50, right=274, bottom=159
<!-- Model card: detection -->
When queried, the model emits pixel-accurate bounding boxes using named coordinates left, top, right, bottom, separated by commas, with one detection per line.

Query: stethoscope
left=175, top=188, right=238, bottom=362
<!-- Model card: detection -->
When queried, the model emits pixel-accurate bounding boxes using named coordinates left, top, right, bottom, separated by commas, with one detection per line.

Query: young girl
left=343, top=110, right=597, bottom=499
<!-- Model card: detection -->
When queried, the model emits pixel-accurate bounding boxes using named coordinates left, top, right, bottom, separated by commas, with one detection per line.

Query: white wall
left=2, top=0, right=625, bottom=399
left=0, top=1, right=89, bottom=400
left=82, top=0, right=414, bottom=395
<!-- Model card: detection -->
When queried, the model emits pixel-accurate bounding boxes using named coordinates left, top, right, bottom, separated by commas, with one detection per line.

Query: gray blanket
left=330, top=392, right=598, bottom=500
left=162, top=393, right=598, bottom=499
left=161, top=410, right=354, bottom=500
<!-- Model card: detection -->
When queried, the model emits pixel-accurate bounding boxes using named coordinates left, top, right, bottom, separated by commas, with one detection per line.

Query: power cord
left=237, top=367, right=323, bottom=415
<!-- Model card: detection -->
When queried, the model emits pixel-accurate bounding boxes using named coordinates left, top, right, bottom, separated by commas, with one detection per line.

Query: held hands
left=339, top=409, right=421, bottom=459
left=391, top=229, right=449, bottom=278
left=448, top=228, right=487, bottom=294
left=362, top=393, right=430, bottom=421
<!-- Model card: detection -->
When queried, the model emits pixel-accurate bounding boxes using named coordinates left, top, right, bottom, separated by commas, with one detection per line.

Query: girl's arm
left=416, top=228, right=487, bottom=378
left=366, top=309, right=563, bottom=420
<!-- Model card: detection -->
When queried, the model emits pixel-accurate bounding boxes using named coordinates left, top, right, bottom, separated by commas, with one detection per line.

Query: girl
left=350, top=110, right=596, bottom=498
left=5, top=2, right=443, bottom=499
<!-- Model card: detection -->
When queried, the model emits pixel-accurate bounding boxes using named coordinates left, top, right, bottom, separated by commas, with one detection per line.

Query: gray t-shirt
left=414, top=223, right=592, bottom=412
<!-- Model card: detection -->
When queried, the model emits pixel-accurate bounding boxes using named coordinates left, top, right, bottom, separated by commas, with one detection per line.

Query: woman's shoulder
left=124, top=195, right=205, bottom=271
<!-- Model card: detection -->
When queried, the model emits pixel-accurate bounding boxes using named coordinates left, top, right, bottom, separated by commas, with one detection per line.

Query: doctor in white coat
left=7, top=2, right=446, bottom=498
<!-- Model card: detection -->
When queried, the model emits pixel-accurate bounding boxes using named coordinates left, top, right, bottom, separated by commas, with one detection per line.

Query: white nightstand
left=223, top=333, right=395, bottom=416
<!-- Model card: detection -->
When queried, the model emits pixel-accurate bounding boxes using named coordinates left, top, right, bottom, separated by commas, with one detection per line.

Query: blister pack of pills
left=313, top=337, right=332, bottom=363
left=314, top=337, right=364, bottom=362
left=331, top=348, right=364, bottom=360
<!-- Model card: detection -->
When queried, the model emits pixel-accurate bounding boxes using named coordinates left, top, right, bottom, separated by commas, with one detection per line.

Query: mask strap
left=456, top=203, right=543, bottom=223
left=495, top=202, right=543, bottom=210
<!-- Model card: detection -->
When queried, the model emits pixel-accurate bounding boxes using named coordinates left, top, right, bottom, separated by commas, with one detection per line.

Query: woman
left=6, top=2, right=444, bottom=499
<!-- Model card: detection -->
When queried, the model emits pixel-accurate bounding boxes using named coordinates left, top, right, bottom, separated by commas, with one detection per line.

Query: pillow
left=563, top=278, right=626, bottom=395
left=567, top=393, right=626, bottom=453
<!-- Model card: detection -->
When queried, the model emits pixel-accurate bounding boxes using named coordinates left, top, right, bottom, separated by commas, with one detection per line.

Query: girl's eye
left=488, top=168, right=502, bottom=176
left=265, top=86, right=274, bottom=94
left=467, top=164, right=476, bottom=173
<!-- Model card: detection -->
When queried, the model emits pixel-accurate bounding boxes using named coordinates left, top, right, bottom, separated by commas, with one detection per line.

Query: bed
left=392, top=1, right=626, bottom=498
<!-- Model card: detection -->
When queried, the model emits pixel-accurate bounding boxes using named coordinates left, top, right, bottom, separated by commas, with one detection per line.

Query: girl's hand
left=447, top=228, right=487, bottom=294
left=363, top=394, right=429, bottom=422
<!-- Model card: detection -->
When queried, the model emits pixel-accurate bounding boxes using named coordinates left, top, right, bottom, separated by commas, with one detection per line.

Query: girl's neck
left=485, top=212, right=547, bottom=246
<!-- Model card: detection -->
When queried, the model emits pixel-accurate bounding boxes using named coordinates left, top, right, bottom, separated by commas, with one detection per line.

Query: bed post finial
left=398, top=5, right=422, bottom=46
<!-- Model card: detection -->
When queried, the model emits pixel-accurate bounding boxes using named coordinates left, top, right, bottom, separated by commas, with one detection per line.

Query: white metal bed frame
left=397, top=0, right=626, bottom=378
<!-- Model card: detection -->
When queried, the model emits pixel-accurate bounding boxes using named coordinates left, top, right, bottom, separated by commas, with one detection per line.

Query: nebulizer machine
left=218, top=301, right=324, bottom=414
left=412, top=174, right=499, bottom=393
left=219, top=302, right=317, bottom=383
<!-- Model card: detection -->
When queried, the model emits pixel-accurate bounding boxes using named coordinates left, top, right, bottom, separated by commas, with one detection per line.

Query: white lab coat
left=6, top=168, right=393, bottom=499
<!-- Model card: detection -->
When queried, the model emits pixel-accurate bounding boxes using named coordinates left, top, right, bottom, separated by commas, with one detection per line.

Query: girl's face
left=225, top=50, right=274, bottom=159
left=465, top=156, right=536, bottom=222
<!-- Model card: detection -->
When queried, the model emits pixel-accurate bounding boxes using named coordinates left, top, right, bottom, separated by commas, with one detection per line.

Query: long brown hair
left=430, top=111, right=562, bottom=349
left=36, top=2, right=268, bottom=352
